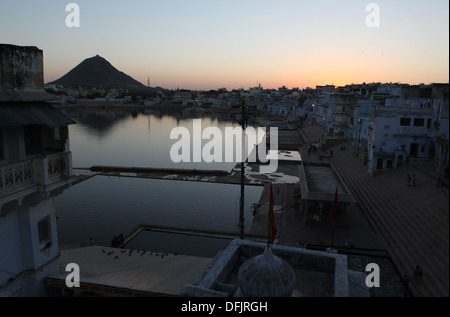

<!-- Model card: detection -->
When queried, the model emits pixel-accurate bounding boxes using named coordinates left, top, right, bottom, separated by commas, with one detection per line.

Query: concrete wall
left=0, top=44, right=44, bottom=92
left=0, top=197, right=59, bottom=297
left=0, top=209, right=24, bottom=286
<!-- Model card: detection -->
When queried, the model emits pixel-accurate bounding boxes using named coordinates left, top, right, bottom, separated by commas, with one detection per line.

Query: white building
left=173, top=91, right=192, bottom=106
left=430, top=84, right=449, bottom=181
left=310, top=93, right=357, bottom=140
left=376, top=85, right=402, bottom=98
left=351, top=99, right=382, bottom=159
left=367, top=105, right=434, bottom=175
left=0, top=44, right=76, bottom=296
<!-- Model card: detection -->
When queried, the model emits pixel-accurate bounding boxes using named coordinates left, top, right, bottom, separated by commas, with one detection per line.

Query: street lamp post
left=240, top=100, right=247, bottom=240
left=357, top=118, right=362, bottom=158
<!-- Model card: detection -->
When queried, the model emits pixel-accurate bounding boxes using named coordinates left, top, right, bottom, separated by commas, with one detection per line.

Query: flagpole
left=267, top=183, right=277, bottom=249
left=330, top=221, right=336, bottom=248
left=267, top=183, right=271, bottom=249
left=239, top=100, right=246, bottom=240
left=330, top=184, right=338, bottom=248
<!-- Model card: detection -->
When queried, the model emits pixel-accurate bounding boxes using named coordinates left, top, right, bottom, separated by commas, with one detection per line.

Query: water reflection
left=65, top=109, right=251, bottom=172
left=60, top=108, right=238, bottom=139
left=55, top=176, right=263, bottom=253
left=55, top=109, right=263, bottom=255
left=63, top=110, right=131, bottom=140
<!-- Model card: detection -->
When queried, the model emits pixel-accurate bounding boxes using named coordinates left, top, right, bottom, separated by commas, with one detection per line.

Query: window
left=414, top=118, right=425, bottom=127
left=52, top=128, right=61, bottom=141
left=400, top=118, right=411, bottom=126
left=38, top=216, right=51, bottom=248
left=24, top=125, right=43, bottom=156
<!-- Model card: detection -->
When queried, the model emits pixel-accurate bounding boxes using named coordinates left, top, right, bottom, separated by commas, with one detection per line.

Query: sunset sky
left=1, top=0, right=448, bottom=90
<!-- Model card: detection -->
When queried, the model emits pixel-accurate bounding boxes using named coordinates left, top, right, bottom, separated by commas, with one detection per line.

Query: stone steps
left=328, top=142, right=448, bottom=297
left=359, top=166, right=449, bottom=296
left=331, top=153, right=418, bottom=275
left=349, top=169, right=444, bottom=297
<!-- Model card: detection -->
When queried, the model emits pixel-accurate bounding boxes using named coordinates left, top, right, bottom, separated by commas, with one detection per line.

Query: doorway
left=410, top=143, right=419, bottom=157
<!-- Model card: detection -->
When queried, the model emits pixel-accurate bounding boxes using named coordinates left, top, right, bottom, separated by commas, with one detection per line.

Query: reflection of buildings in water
left=144, top=109, right=163, bottom=118
left=62, top=109, right=134, bottom=139
left=61, top=108, right=241, bottom=140
left=170, top=111, right=182, bottom=121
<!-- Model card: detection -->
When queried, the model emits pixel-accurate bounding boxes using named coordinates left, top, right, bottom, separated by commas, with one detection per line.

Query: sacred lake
left=54, top=108, right=264, bottom=257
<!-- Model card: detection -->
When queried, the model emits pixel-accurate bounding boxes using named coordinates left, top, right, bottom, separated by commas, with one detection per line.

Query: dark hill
left=47, top=55, right=147, bottom=89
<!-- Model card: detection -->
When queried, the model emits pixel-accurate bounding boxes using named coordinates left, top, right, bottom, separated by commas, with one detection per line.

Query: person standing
left=111, top=236, right=118, bottom=248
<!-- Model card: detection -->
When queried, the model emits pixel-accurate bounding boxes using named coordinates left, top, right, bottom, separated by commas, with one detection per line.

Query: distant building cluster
left=166, top=82, right=449, bottom=180
left=304, top=83, right=448, bottom=178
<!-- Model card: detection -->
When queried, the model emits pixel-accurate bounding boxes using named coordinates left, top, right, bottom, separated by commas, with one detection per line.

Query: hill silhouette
left=47, top=55, right=147, bottom=89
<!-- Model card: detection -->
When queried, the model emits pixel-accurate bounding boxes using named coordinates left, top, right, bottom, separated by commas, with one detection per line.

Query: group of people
left=307, top=143, right=318, bottom=155
left=406, top=173, right=416, bottom=187
left=111, top=234, right=124, bottom=248
left=88, top=234, right=125, bottom=248
left=87, top=234, right=125, bottom=248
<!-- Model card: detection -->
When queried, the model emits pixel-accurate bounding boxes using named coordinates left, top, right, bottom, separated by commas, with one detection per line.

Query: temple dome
left=237, top=247, right=297, bottom=297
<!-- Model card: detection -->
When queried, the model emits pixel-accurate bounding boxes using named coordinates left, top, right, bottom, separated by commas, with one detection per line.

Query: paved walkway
left=47, top=246, right=213, bottom=297
left=298, top=125, right=449, bottom=297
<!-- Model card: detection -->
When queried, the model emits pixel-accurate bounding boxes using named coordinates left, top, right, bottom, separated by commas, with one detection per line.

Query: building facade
left=367, top=105, right=434, bottom=174
left=0, top=44, right=76, bottom=296
left=306, top=83, right=449, bottom=177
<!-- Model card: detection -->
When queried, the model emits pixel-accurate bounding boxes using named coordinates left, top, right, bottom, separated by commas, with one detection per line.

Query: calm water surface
left=55, top=109, right=263, bottom=256
left=64, top=109, right=247, bottom=171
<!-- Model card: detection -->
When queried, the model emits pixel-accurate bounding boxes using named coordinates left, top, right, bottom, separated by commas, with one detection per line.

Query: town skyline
left=45, top=51, right=450, bottom=92
left=1, top=0, right=449, bottom=90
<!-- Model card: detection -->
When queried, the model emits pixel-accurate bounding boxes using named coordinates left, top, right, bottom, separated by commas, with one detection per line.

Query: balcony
left=0, top=152, right=73, bottom=202
left=0, top=160, right=34, bottom=195
left=44, top=152, right=72, bottom=183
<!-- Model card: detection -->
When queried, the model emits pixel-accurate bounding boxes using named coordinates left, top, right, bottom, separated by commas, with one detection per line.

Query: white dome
left=237, top=247, right=297, bottom=297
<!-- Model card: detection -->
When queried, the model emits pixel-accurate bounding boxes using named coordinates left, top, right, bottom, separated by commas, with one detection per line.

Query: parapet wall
left=181, top=239, right=350, bottom=297
left=0, top=44, right=44, bottom=92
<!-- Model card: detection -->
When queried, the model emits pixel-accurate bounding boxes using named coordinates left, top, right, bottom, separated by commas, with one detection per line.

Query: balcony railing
left=0, top=152, right=72, bottom=197
left=0, top=160, right=34, bottom=194
left=47, top=152, right=70, bottom=181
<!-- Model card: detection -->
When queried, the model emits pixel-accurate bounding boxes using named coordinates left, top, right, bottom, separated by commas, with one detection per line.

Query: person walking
left=412, top=174, right=416, bottom=187
left=407, top=174, right=411, bottom=187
